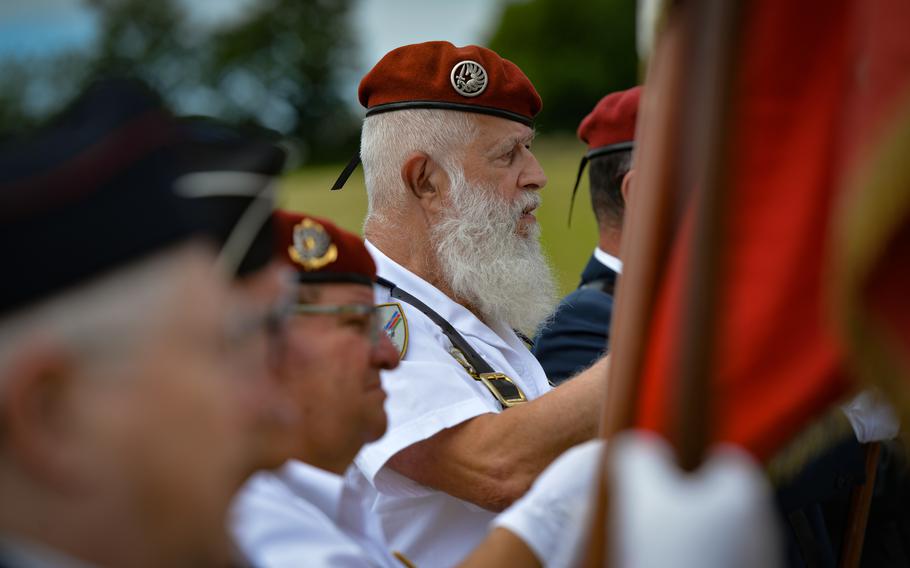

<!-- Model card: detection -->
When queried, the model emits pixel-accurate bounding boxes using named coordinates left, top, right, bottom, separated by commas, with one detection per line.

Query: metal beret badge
left=288, top=218, right=338, bottom=270
left=450, top=60, right=488, bottom=97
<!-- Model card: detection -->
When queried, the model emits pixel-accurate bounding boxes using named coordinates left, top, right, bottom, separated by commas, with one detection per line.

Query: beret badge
left=288, top=218, right=338, bottom=270
left=450, top=60, right=488, bottom=98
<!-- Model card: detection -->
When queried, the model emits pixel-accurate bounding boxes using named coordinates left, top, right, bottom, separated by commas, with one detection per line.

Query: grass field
left=277, top=134, right=600, bottom=296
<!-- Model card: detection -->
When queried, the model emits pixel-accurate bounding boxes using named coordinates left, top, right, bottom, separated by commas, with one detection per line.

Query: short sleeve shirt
left=231, top=461, right=399, bottom=568
left=353, top=241, right=552, bottom=567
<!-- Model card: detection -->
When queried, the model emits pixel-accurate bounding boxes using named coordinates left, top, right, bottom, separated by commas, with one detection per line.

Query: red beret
left=273, top=210, right=376, bottom=286
left=359, top=41, right=542, bottom=127
left=577, top=86, right=642, bottom=158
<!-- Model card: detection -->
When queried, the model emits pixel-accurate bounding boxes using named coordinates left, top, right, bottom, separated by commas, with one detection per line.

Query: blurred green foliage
left=488, top=0, right=638, bottom=134
left=0, top=0, right=359, bottom=162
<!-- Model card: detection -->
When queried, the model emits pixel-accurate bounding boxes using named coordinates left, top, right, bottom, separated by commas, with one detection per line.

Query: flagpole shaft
left=838, top=442, right=881, bottom=568
left=582, top=3, right=692, bottom=565
left=584, top=0, right=745, bottom=563
left=669, top=0, right=743, bottom=472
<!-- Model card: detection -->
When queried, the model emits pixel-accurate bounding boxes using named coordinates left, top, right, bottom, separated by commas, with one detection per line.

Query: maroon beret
left=567, top=87, right=642, bottom=225
left=359, top=41, right=542, bottom=127
left=273, top=210, right=376, bottom=286
left=577, top=86, right=642, bottom=158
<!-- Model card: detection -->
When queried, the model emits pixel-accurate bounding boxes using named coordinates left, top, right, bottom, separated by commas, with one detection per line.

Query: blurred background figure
left=534, top=86, right=641, bottom=385
left=0, top=78, right=247, bottom=567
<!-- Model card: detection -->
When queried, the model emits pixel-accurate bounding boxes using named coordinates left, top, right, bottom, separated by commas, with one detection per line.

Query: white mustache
left=510, top=192, right=541, bottom=217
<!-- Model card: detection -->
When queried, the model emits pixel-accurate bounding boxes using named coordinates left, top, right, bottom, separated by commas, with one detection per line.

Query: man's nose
left=372, top=332, right=401, bottom=370
left=519, top=150, right=547, bottom=191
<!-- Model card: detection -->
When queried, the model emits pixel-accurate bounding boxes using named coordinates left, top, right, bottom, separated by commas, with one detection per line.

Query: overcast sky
left=0, top=0, right=508, bottom=72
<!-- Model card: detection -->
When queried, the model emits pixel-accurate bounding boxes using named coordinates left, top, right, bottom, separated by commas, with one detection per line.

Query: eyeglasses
left=223, top=291, right=296, bottom=373
left=293, top=304, right=383, bottom=344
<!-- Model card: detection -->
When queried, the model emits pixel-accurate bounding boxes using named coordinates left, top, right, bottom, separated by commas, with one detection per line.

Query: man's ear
left=401, top=152, right=447, bottom=215
left=1, top=340, right=85, bottom=490
left=620, top=168, right=636, bottom=207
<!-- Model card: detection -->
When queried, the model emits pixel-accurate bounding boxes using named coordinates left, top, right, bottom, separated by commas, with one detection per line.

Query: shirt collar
left=364, top=240, right=515, bottom=349
left=593, top=247, right=623, bottom=274
left=276, top=460, right=345, bottom=522
left=365, top=240, right=461, bottom=313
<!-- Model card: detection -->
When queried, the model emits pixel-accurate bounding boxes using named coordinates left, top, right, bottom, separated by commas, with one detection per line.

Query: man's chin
left=515, top=226, right=533, bottom=239
left=517, top=220, right=541, bottom=241
left=364, top=415, right=388, bottom=444
left=518, top=212, right=537, bottom=228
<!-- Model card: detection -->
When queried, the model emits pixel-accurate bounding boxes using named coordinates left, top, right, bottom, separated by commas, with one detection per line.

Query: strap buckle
left=449, top=348, right=527, bottom=409
left=476, top=372, right=528, bottom=408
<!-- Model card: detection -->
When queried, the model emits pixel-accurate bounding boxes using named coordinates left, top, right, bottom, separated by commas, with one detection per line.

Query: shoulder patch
left=377, top=302, right=408, bottom=360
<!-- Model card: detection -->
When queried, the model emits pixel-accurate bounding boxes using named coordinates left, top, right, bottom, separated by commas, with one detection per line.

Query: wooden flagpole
left=582, top=2, right=692, bottom=565
left=583, top=0, right=745, bottom=563
left=838, top=442, right=882, bottom=568
left=667, top=0, right=742, bottom=472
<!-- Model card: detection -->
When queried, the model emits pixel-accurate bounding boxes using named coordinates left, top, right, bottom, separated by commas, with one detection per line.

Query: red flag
left=835, top=0, right=910, bottom=430
left=635, top=0, right=910, bottom=462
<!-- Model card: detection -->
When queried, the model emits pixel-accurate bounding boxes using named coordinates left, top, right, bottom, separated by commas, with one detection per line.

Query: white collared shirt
left=593, top=247, right=623, bottom=274
left=354, top=241, right=552, bottom=568
left=231, top=461, right=399, bottom=568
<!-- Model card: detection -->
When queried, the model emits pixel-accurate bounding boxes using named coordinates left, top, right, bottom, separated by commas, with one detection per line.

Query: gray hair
left=0, top=244, right=209, bottom=381
left=360, top=109, right=478, bottom=227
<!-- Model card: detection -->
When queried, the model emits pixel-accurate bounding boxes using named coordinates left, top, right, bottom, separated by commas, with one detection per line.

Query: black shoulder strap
left=377, top=277, right=494, bottom=373
left=513, top=329, right=535, bottom=350
left=376, top=276, right=527, bottom=408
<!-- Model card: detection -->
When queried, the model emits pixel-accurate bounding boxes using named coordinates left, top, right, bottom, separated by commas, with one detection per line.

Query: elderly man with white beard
left=330, top=42, right=610, bottom=567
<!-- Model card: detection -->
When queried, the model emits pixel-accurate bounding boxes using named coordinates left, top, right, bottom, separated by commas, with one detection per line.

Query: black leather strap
left=376, top=276, right=525, bottom=408
left=567, top=142, right=635, bottom=227
left=377, top=277, right=494, bottom=373
left=567, top=155, right=589, bottom=228
left=330, top=152, right=361, bottom=191
left=513, top=329, right=535, bottom=350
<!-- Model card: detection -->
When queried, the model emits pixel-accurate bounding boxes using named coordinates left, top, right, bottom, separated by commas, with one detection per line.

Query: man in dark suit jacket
left=533, top=87, right=641, bottom=385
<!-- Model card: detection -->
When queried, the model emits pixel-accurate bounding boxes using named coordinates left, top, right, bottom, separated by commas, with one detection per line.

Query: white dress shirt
left=593, top=247, right=623, bottom=275
left=231, top=461, right=400, bottom=568
left=354, top=241, right=552, bottom=568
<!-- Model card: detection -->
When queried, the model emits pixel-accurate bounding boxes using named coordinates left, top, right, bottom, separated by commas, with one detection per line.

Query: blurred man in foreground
left=174, top=117, right=301, bottom=474
left=0, top=79, right=278, bottom=567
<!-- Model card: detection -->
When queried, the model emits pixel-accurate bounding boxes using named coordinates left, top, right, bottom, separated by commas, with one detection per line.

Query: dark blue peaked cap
left=173, top=117, right=287, bottom=277
left=0, top=77, right=287, bottom=316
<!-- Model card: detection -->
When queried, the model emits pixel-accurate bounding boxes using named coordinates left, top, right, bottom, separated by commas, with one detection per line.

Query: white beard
left=431, top=168, right=559, bottom=336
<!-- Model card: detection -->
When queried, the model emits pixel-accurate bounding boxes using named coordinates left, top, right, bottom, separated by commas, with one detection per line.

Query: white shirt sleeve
left=355, top=309, right=498, bottom=496
left=492, top=440, right=605, bottom=567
